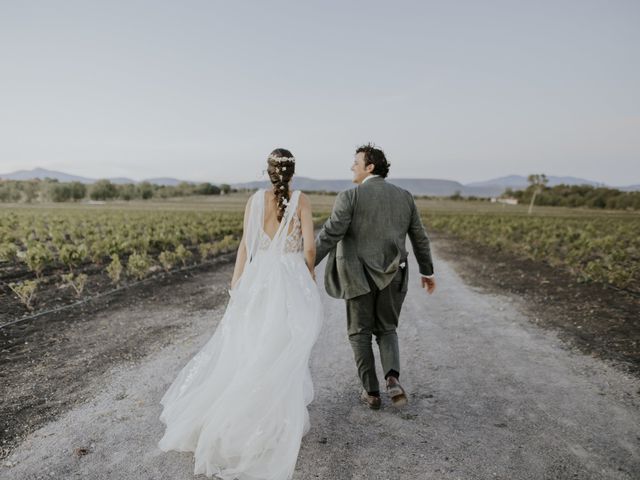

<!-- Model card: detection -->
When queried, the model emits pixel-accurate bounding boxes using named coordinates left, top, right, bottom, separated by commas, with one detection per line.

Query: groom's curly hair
left=355, top=143, right=390, bottom=178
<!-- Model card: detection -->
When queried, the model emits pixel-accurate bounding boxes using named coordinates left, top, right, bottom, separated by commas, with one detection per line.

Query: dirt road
left=2, top=246, right=639, bottom=479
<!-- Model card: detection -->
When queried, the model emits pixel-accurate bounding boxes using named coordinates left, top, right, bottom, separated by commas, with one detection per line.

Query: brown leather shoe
left=360, top=390, right=381, bottom=410
left=386, top=379, right=408, bottom=407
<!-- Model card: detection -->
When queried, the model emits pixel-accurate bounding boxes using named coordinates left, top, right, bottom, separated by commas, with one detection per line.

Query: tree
left=118, top=183, right=137, bottom=201
left=69, top=181, right=87, bottom=201
left=137, top=181, right=154, bottom=200
left=23, top=180, right=40, bottom=203
left=220, top=184, right=231, bottom=195
left=195, top=182, right=221, bottom=195
left=450, top=190, right=462, bottom=201
left=0, top=181, right=21, bottom=202
left=527, top=174, right=548, bottom=214
left=50, top=183, right=72, bottom=202
left=90, top=180, right=118, bottom=201
left=176, top=181, right=194, bottom=197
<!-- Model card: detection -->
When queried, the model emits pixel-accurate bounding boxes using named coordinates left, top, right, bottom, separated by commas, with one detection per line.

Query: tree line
left=0, top=178, right=235, bottom=203
left=1, top=177, right=639, bottom=210
left=504, top=183, right=640, bottom=210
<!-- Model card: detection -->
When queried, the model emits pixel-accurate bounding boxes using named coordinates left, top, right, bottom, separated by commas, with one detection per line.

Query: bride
left=158, top=148, right=324, bottom=479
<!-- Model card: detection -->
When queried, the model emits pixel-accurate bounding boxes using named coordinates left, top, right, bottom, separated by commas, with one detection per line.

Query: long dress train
left=158, top=189, right=323, bottom=479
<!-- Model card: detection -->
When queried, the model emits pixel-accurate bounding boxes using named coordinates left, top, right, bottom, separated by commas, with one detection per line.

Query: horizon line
left=0, top=166, right=630, bottom=187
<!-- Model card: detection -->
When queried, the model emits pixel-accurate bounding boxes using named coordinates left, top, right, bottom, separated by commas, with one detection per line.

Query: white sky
left=1, top=0, right=638, bottom=185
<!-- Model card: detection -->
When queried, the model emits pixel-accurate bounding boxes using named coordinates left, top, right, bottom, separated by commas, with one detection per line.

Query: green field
left=1, top=193, right=639, bottom=314
left=416, top=200, right=640, bottom=292
left=0, top=194, right=331, bottom=312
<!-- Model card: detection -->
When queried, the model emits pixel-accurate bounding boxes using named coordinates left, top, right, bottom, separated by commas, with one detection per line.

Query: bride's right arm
left=230, top=196, right=253, bottom=289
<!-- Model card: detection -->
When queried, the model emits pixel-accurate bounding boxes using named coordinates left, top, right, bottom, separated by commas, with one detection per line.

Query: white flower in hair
left=282, top=197, right=289, bottom=205
left=268, top=154, right=295, bottom=163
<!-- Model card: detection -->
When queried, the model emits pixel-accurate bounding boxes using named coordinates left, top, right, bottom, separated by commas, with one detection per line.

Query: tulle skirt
left=158, top=250, right=323, bottom=479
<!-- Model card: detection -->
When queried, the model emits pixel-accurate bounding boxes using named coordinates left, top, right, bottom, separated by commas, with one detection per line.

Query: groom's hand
left=421, top=276, right=436, bottom=294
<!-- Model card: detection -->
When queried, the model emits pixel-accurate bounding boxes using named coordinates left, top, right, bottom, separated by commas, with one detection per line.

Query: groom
left=315, top=143, right=436, bottom=410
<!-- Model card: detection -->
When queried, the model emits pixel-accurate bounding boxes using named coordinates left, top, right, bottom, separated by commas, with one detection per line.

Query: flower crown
left=268, top=154, right=295, bottom=163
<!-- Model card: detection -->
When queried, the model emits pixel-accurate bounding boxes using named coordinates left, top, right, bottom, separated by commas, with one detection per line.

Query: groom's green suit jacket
left=315, top=176, right=434, bottom=300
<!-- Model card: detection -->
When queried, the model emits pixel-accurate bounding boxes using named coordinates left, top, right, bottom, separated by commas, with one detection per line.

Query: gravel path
left=2, top=247, right=639, bottom=480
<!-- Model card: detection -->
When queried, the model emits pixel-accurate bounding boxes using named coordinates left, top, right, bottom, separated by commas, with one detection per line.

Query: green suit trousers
left=345, top=263, right=408, bottom=393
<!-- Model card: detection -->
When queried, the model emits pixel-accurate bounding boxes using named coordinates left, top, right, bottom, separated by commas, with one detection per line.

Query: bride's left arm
left=299, top=193, right=316, bottom=280
left=230, top=196, right=253, bottom=289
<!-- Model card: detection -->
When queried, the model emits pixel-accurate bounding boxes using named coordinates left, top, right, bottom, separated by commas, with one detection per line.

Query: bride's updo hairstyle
left=266, top=148, right=296, bottom=222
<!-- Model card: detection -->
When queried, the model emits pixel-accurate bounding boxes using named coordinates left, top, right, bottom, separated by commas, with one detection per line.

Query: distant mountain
left=232, top=177, right=353, bottom=193
left=0, top=168, right=189, bottom=186
left=0, top=167, right=96, bottom=183
left=391, top=178, right=465, bottom=196
left=108, top=177, right=137, bottom=185
left=466, top=175, right=530, bottom=189
left=389, top=178, right=507, bottom=197
left=233, top=174, right=633, bottom=197
left=467, top=175, right=603, bottom=189
left=548, top=176, right=604, bottom=187
left=2, top=168, right=637, bottom=196
left=233, top=176, right=503, bottom=197
left=142, top=177, right=193, bottom=186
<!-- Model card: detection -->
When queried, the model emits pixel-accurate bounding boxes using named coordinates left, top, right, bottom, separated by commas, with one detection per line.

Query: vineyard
left=422, top=210, right=640, bottom=294
left=0, top=205, right=245, bottom=321
left=0, top=195, right=334, bottom=322
left=2, top=193, right=639, bottom=322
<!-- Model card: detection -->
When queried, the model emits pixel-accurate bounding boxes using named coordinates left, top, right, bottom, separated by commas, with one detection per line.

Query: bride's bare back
left=231, top=189, right=317, bottom=288
left=262, top=190, right=315, bottom=250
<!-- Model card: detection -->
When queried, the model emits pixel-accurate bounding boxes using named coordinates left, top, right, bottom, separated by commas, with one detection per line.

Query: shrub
left=8, top=280, right=38, bottom=310
left=126, top=251, right=152, bottom=280
left=106, top=254, right=123, bottom=286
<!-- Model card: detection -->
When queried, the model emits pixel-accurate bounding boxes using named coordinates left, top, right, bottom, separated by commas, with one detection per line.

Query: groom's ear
left=365, top=162, right=375, bottom=174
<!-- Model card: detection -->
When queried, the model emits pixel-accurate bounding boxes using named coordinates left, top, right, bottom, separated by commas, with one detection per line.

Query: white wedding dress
left=158, top=189, right=324, bottom=479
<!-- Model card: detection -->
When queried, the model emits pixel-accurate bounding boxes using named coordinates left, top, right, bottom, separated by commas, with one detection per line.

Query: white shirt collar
left=361, top=174, right=379, bottom=184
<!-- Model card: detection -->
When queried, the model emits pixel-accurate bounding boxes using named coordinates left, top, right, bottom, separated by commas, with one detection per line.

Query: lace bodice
left=257, top=213, right=303, bottom=253
left=246, top=189, right=303, bottom=259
